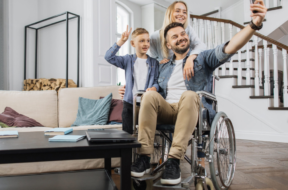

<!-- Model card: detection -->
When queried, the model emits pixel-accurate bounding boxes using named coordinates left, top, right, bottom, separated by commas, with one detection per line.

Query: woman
left=119, top=1, right=206, bottom=98
left=150, top=1, right=206, bottom=80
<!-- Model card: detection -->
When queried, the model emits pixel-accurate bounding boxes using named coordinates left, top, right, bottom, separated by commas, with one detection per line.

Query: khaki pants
left=137, top=91, right=200, bottom=160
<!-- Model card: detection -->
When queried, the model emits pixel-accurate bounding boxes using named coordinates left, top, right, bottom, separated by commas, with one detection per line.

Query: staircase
left=190, top=14, right=288, bottom=142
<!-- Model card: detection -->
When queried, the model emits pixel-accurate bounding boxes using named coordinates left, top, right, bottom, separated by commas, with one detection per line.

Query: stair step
left=235, top=49, right=254, bottom=54
left=219, top=75, right=255, bottom=80
left=232, top=85, right=254, bottom=88
left=226, top=59, right=255, bottom=63
left=268, top=107, right=288, bottom=110
left=219, top=67, right=255, bottom=71
left=250, top=96, right=273, bottom=99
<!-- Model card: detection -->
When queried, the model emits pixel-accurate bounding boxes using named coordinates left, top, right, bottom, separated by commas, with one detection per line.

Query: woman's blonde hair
left=160, top=1, right=189, bottom=59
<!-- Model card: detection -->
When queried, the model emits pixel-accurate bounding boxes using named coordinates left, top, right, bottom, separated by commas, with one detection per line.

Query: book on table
left=0, top=131, right=19, bottom=138
left=44, top=128, right=73, bottom=136
left=48, top=135, right=86, bottom=142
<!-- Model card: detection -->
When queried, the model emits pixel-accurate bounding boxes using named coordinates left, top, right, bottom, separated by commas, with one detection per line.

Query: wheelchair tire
left=209, top=112, right=236, bottom=190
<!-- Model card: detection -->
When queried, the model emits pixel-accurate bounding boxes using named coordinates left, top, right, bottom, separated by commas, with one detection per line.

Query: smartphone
left=250, top=0, right=258, bottom=13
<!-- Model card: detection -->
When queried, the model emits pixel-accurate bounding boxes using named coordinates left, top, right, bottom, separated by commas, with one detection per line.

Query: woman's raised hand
left=117, top=25, right=132, bottom=47
left=159, top=58, right=169, bottom=64
left=183, top=54, right=197, bottom=81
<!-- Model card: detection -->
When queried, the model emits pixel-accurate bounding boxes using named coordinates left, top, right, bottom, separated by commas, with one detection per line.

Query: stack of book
left=0, top=131, right=19, bottom=138
left=49, top=135, right=85, bottom=142
left=44, top=128, right=73, bottom=136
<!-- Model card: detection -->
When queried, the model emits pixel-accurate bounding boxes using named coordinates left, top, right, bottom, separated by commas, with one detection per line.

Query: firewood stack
left=23, top=78, right=77, bottom=92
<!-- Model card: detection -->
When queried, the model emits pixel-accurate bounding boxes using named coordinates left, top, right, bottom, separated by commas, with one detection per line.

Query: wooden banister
left=252, top=44, right=283, bottom=51
left=201, top=10, right=219, bottom=17
left=190, top=14, right=288, bottom=52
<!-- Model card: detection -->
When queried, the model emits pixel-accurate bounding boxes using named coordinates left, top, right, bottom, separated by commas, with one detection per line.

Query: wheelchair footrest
left=153, top=175, right=194, bottom=189
left=132, top=171, right=163, bottom=181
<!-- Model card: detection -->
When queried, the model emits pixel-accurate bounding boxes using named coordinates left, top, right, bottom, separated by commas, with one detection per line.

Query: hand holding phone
left=250, top=0, right=259, bottom=13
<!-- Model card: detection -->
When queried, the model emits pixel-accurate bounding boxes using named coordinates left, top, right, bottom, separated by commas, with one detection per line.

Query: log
left=23, top=78, right=77, bottom=92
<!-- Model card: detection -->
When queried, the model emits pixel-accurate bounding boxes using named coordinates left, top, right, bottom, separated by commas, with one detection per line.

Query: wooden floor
left=112, top=139, right=288, bottom=190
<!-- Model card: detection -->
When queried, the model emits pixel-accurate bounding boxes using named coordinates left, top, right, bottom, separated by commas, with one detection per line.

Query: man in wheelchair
left=131, top=1, right=267, bottom=186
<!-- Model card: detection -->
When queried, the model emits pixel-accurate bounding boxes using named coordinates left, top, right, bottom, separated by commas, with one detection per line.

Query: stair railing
left=190, top=14, right=288, bottom=108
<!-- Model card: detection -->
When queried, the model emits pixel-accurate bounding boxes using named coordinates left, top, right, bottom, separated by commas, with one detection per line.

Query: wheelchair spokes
left=209, top=112, right=236, bottom=190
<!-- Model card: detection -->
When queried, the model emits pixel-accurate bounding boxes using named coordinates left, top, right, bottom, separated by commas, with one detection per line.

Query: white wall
left=183, top=0, right=241, bottom=15
left=36, top=0, right=83, bottom=86
left=141, top=3, right=165, bottom=35
left=142, top=3, right=155, bottom=35
left=5, top=0, right=39, bottom=91
left=4, top=0, right=120, bottom=90
left=154, top=4, right=165, bottom=31
left=216, top=78, right=288, bottom=143
left=221, top=0, right=245, bottom=25
left=0, top=0, right=5, bottom=90
left=119, top=0, right=142, bottom=29
left=278, top=35, right=288, bottom=46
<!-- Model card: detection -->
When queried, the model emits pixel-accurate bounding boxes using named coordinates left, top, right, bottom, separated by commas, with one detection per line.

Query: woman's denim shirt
left=158, top=42, right=234, bottom=124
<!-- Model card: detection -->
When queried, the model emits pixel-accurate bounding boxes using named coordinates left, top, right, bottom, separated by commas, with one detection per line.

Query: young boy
left=105, top=26, right=159, bottom=134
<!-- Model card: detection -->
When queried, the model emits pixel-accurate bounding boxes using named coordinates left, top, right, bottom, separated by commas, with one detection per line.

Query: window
left=116, top=2, right=132, bottom=85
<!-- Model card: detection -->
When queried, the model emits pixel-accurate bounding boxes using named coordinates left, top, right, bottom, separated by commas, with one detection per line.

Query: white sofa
left=0, top=86, right=122, bottom=176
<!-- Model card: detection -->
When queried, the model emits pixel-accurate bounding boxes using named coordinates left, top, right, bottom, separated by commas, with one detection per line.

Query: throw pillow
left=0, top=122, right=16, bottom=128
left=0, top=107, right=44, bottom=127
left=71, top=93, right=112, bottom=126
left=100, top=97, right=123, bottom=123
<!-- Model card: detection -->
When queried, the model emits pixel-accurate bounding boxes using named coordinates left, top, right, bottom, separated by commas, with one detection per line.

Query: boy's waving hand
left=117, top=25, right=132, bottom=46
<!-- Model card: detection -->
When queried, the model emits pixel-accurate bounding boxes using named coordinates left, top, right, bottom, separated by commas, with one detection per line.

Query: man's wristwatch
left=249, top=20, right=263, bottom=30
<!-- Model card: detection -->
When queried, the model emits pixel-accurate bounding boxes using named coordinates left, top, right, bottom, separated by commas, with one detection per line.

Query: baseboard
left=235, top=130, right=288, bottom=143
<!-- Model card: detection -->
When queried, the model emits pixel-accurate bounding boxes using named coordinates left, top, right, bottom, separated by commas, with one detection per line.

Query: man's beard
left=171, top=39, right=190, bottom=54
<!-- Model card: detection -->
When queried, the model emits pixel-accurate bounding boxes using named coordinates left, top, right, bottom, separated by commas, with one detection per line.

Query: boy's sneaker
left=131, top=155, right=151, bottom=177
left=160, top=159, right=181, bottom=185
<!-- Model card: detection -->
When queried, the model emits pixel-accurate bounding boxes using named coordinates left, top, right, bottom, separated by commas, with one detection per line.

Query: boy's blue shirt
left=105, top=43, right=159, bottom=104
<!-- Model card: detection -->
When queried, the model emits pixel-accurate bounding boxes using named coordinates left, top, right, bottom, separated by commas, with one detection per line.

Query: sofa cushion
left=100, top=97, right=123, bottom=123
left=71, top=93, right=112, bottom=126
left=58, top=86, right=121, bottom=128
left=0, top=107, right=44, bottom=127
left=0, top=90, right=58, bottom=128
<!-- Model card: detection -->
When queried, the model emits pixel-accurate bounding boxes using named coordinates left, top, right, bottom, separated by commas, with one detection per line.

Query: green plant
left=117, top=82, right=121, bottom=86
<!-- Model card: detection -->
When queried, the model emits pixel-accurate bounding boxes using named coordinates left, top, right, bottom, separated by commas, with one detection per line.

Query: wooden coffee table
left=0, top=130, right=141, bottom=190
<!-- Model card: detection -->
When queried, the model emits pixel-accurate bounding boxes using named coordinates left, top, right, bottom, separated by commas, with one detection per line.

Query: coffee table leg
left=105, top=157, right=111, bottom=176
left=121, top=148, right=132, bottom=190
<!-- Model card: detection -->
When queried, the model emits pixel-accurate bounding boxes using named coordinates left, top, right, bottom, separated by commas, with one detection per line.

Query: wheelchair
left=116, top=76, right=237, bottom=190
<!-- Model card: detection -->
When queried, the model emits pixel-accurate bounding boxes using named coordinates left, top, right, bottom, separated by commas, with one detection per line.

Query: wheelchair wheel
left=209, top=112, right=236, bottom=190
left=151, top=132, right=169, bottom=165
left=195, top=178, right=214, bottom=190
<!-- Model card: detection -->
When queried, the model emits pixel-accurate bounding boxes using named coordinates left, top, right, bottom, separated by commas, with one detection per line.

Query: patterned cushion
left=71, top=93, right=112, bottom=126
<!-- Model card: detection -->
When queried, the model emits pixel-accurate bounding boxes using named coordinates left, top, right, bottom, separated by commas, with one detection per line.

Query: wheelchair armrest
left=133, top=91, right=144, bottom=104
left=196, top=91, right=217, bottom=102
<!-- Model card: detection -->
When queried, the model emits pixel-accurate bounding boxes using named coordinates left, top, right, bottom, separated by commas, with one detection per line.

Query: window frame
left=115, top=1, right=134, bottom=85
left=116, top=1, right=134, bottom=54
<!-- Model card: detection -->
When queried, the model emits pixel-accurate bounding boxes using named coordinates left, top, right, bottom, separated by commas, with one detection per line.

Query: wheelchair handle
left=196, top=91, right=217, bottom=102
